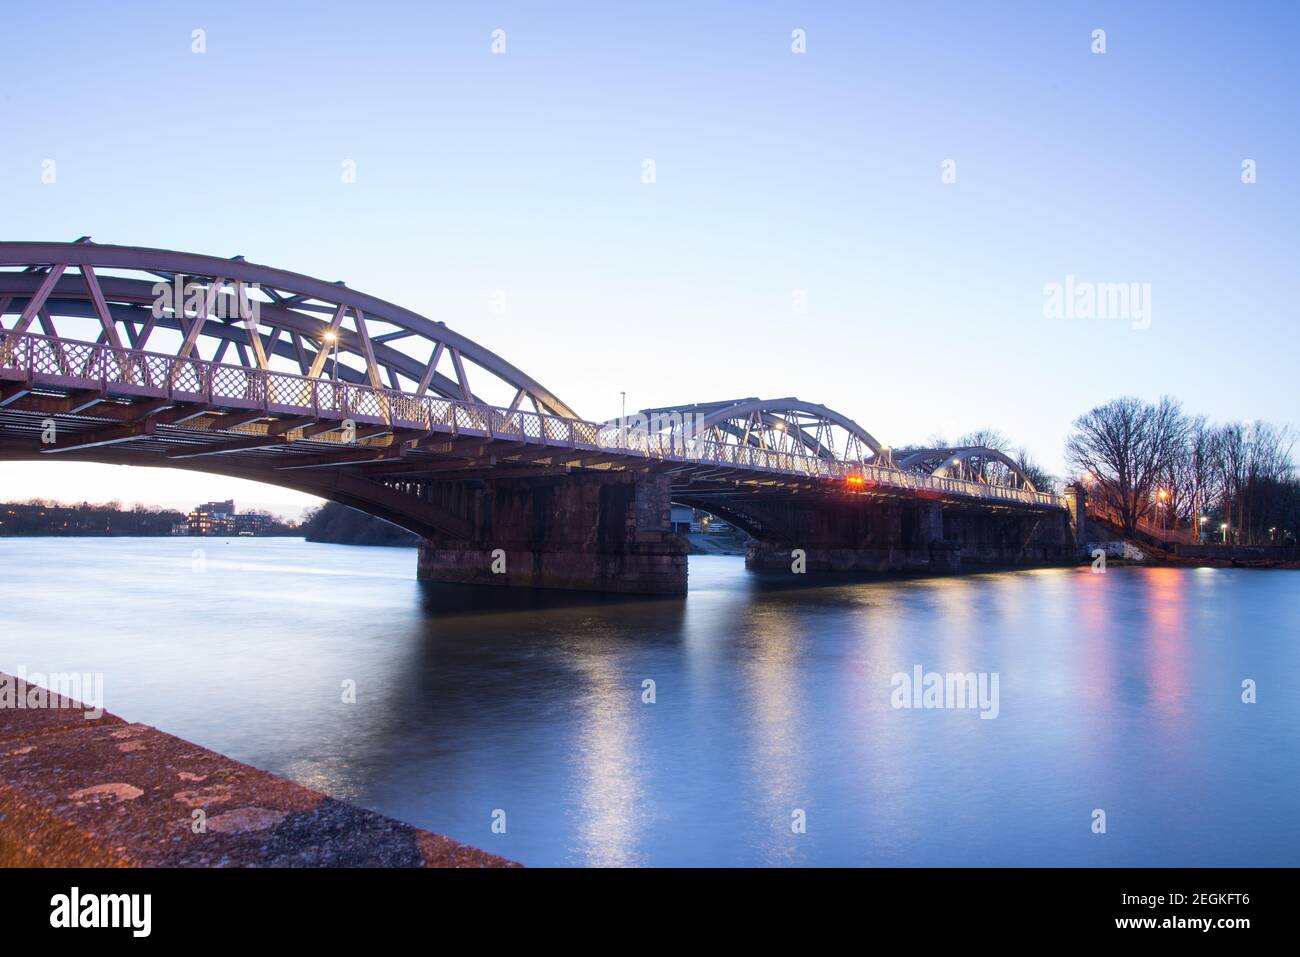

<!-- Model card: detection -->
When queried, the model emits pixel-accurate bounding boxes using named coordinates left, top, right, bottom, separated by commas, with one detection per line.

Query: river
left=1, top=537, right=1296, bottom=866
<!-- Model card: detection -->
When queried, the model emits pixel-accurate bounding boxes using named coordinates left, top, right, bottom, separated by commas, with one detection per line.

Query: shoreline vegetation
left=0, top=500, right=295, bottom=537
left=0, top=500, right=184, bottom=536
left=1066, top=397, right=1298, bottom=546
left=300, top=502, right=418, bottom=547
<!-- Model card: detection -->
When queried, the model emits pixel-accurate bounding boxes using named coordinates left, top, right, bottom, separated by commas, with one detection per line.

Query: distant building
left=186, top=500, right=236, bottom=536
left=178, top=501, right=286, bottom=537
left=231, top=511, right=278, bottom=536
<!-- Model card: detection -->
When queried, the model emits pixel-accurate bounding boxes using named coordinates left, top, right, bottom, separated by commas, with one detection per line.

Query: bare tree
left=957, top=428, right=1011, bottom=452
left=1065, top=396, right=1189, bottom=534
left=1212, top=420, right=1296, bottom=543
left=1183, top=417, right=1220, bottom=534
left=1014, top=448, right=1058, bottom=495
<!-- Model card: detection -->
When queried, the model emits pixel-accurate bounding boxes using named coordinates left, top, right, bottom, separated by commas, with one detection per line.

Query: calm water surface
left=1, top=537, right=1297, bottom=866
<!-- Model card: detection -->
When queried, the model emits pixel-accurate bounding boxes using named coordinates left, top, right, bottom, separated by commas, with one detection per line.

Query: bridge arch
left=896, top=446, right=1038, bottom=492
left=623, top=396, right=886, bottom=463
left=669, top=498, right=765, bottom=540
left=0, top=240, right=576, bottom=417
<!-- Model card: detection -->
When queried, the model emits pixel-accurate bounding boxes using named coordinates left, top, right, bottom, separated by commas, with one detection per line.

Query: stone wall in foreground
left=0, top=675, right=515, bottom=868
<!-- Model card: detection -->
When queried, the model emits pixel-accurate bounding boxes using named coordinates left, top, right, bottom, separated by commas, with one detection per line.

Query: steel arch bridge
left=0, top=241, right=1073, bottom=591
left=895, top=446, right=1039, bottom=492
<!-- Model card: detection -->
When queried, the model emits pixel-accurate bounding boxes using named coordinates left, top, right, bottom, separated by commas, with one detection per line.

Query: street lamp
left=322, top=331, right=339, bottom=382
left=1221, top=522, right=1229, bottom=544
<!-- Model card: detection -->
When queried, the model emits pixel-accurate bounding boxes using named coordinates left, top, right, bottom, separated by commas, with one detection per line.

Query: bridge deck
left=0, top=331, right=1066, bottom=513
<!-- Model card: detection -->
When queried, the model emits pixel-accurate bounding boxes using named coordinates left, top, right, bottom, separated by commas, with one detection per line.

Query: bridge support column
left=741, top=499, right=940, bottom=573
left=1065, top=482, right=1087, bottom=553
left=940, top=505, right=1074, bottom=566
left=416, top=471, right=687, bottom=594
left=734, top=496, right=1075, bottom=575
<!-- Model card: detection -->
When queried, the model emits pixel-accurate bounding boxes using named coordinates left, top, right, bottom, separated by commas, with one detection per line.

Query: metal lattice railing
left=0, top=330, right=1066, bottom=508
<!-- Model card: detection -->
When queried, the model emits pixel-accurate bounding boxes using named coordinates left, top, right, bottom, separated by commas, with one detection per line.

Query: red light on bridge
left=846, top=475, right=865, bottom=488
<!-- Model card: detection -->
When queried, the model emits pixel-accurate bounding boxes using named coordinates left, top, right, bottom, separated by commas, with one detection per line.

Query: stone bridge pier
left=691, top=494, right=1078, bottom=575
left=415, top=471, right=688, bottom=594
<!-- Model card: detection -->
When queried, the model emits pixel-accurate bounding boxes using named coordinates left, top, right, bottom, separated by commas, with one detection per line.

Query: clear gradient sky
left=2, top=1, right=1296, bottom=517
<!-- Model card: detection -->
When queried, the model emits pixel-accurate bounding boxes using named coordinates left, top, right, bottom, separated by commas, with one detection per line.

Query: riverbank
left=0, top=673, right=514, bottom=868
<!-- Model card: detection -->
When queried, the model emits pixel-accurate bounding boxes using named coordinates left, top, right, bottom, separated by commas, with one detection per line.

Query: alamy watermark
left=891, top=665, right=1000, bottom=719
left=151, top=276, right=261, bottom=326
left=0, top=666, right=104, bottom=719
left=50, top=887, right=150, bottom=937
left=1043, top=274, right=1151, bottom=330
left=600, top=411, right=710, bottom=451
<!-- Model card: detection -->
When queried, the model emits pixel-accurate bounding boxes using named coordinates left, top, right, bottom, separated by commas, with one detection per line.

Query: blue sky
left=2, top=1, right=1296, bottom=515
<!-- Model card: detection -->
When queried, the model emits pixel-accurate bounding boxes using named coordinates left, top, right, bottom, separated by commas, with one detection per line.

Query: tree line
left=1065, top=396, right=1297, bottom=545
left=300, top=501, right=418, bottom=546
left=0, top=499, right=295, bottom=537
left=0, top=500, right=185, bottom=536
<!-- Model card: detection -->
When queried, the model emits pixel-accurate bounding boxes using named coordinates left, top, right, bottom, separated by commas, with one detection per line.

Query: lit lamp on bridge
left=322, top=331, right=339, bottom=381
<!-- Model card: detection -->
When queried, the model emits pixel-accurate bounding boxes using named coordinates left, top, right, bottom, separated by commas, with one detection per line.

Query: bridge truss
left=895, top=447, right=1038, bottom=493
left=618, top=397, right=886, bottom=464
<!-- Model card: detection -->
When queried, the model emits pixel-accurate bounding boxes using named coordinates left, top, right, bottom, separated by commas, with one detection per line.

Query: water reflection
left=1, top=538, right=1297, bottom=866
left=1144, top=567, right=1189, bottom=722
left=738, top=598, right=807, bottom=865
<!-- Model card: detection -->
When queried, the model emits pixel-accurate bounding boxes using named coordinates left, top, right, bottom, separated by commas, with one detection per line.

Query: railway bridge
left=0, top=241, right=1085, bottom=593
